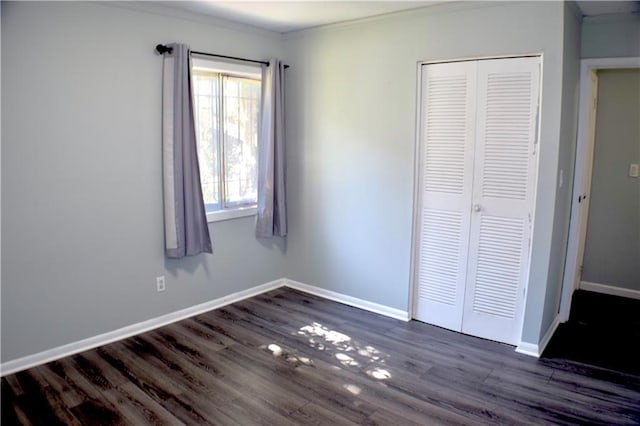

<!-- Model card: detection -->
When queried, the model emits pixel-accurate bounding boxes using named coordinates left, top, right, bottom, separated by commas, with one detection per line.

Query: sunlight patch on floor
left=260, top=342, right=314, bottom=366
left=343, top=384, right=362, bottom=395
left=367, top=367, right=391, bottom=380
left=267, top=343, right=282, bottom=356
left=299, top=323, right=351, bottom=347
left=336, top=352, right=359, bottom=366
left=296, top=322, right=393, bottom=380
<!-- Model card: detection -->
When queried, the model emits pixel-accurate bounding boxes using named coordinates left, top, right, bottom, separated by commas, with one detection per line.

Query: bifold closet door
left=414, top=57, right=540, bottom=345
left=414, top=61, right=477, bottom=331
left=461, top=57, right=540, bottom=345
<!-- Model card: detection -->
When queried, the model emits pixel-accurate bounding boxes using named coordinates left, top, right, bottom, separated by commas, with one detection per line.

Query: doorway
left=559, top=57, right=640, bottom=321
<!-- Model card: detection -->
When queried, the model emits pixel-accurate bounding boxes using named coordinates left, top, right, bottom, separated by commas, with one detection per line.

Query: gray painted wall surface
left=283, top=1, right=567, bottom=345
left=540, top=2, right=582, bottom=342
left=1, top=1, right=286, bottom=362
left=582, top=69, right=640, bottom=291
left=581, top=15, right=640, bottom=59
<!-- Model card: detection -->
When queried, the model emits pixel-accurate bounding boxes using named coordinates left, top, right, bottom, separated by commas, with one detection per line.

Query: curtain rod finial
left=156, top=44, right=172, bottom=55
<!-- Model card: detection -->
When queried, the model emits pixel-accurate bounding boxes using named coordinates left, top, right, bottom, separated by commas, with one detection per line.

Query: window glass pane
left=193, top=71, right=220, bottom=213
left=222, top=75, right=260, bottom=207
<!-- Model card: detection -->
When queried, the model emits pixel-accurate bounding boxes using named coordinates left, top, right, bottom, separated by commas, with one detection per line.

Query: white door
left=462, top=57, right=540, bottom=345
left=414, top=57, right=540, bottom=345
left=560, top=69, right=599, bottom=320
left=414, top=61, right=477, bottom=330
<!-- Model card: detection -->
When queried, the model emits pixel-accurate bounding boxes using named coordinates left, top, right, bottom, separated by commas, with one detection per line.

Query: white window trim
left=193, top=57, right=262, bottom=223
left=192, top=57, right=261, bottom=79
left=206, top=206, right=257, bottom=223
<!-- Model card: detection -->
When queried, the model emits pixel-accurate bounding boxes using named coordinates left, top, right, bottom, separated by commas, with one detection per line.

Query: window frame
left=191, top=57, right=262, bottom=223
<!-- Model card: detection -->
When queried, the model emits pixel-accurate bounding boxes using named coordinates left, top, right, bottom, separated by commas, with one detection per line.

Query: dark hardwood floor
left=2, top=287, right=640, bottom=425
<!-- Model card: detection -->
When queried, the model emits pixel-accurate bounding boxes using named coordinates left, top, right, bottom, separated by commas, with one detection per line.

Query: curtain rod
left=155, top=44, right=289, bottom=69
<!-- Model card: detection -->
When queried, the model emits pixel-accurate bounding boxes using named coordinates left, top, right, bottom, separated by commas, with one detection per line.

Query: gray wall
left=582, top=69, right=640, bottom=291
left=283, top=1, right=568, bottom=345
left=1, top=1, right=286, bottom=362
left=541, top=2, right=582, bottom=341
left=581, top=15, right=640, bottom=59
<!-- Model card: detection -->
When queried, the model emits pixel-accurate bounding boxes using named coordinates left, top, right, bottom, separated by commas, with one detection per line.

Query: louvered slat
left=424, top=74, right=468, bottom=195
left=471, top=216, right=524, bottom=319
left=419, top=209, right=462, bottom=305
left=481, top=72, right=533, bottom=200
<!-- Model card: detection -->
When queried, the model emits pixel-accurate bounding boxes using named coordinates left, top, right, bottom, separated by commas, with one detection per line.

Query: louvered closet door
left=414, top=61, right=477, bottom=331
left=461, top=57, right=540, bottom=345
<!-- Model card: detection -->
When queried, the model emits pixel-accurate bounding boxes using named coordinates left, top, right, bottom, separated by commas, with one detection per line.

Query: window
left=192, top=58, right=261, bottom=221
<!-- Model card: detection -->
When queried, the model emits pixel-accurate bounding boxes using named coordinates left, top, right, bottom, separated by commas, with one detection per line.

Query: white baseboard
left=284, top=278, right=410, bottom=322
left=515, top=314, right=560, bottom=358
left=1, top=278, right=286, bottom=377
left=1, top=277, right=410, bottom=376
left=580, top=281, right=640, bottom=300
left=538, top=314, right=561, bottom=356
left=515, top=342, right=539, bottom=357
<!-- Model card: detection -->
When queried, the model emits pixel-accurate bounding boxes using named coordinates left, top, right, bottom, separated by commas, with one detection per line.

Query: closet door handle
left=473, top=204, right=482, bottom=212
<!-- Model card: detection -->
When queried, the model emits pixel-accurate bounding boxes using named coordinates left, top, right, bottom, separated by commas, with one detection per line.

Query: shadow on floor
left=543, top=290, right=640, bottom=376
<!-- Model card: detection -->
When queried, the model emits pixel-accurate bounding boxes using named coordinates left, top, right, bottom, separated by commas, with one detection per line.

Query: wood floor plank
left=3, top=373, right=26, bottom=396
left=193, top=311, right=274, bottom=347
left=1, top=378, right=33, bottom=426
left=5, top=371, right=78, bottom=426
left=483, top=370, right=640, bottom=425
left=549, top=368, right=640, bottom=407
left=144, top=323, right=312, bottom=417
left=2, top=287, right=639, bottom=425
left=120, top=336, right=226, bottom=400
left=219, top=344, right=379, bottom=425
left=94, top=345, right=216, bottom=425
left=100, top=342, right=189, bottom=397
left=68, top=398, right=124, bottom=426
left=70, top=350, right=129, bottom=391
left=138, top=333, right=244, bottom=404
left=368, top=406, right=437, bottom=426
left=215, top=394, right=301, bottom=426
left=387, top=323, right=548, bottom=376
left=33, top=358, right=104, bottom=409
left=222, top=340, right=480, bottom=426
left=292, top=358, right=488, bottom=426
left=289, top=402, right=362, bottom=426
left=98, top=382, right=185, bottom=425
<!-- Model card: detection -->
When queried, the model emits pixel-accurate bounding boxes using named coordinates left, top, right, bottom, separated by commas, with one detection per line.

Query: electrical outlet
left=629, top=163, right=639, bottom=178
left=156, top=276, right=166, bottom=292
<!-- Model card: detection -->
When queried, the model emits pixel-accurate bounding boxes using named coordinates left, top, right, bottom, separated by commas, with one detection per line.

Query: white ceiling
left=159, top=1, right=640, bottom=33
left=159, top=1, right=440, bottom=32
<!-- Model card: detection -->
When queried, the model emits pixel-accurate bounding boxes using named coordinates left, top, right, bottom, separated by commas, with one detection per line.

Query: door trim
left=559, top=57, right=640, bottom=322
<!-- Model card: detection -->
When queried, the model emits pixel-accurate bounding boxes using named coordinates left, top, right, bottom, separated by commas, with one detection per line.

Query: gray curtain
left=256, top=59, right=287, bottom=237
left=161, top=43, right=212, bottom=257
